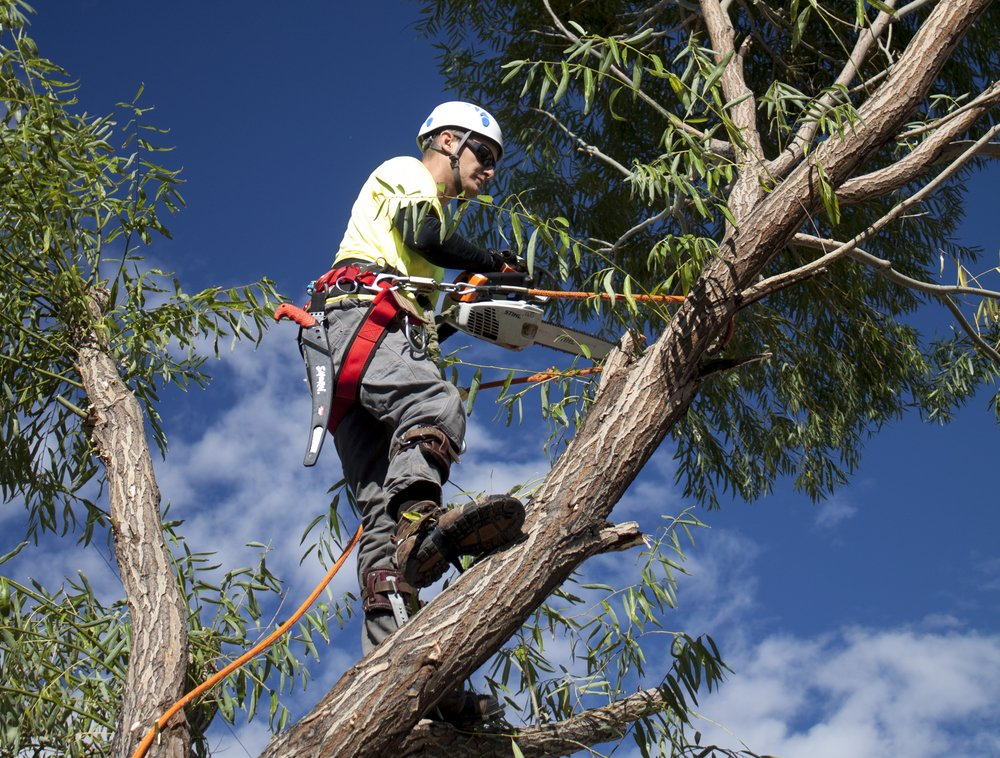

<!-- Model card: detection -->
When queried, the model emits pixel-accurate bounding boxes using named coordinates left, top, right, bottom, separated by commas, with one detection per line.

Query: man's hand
left=490, top=249, right=527, bottom=272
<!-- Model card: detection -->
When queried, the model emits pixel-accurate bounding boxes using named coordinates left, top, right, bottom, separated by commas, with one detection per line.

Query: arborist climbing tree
left=290, top=101, right=528, bottom=725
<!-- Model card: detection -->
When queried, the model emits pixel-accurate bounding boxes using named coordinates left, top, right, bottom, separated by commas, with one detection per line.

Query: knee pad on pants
left=391, top=425, right=461, bottom=479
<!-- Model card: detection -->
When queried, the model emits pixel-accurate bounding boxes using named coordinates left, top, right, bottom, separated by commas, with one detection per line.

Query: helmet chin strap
left=430, top=131, right=473, bottom=198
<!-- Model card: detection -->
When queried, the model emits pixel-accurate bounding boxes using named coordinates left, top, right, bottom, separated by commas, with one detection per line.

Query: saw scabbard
left=298, top=303, right=336, bottom=467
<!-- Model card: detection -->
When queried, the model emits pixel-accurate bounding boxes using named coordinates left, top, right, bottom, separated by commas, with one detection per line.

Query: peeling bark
left=75, top=289, right=190, bottom=758
left=837, top=82, right=1000, bottom=203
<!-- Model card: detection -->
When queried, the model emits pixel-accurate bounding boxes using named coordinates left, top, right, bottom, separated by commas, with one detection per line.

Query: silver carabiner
left=332, top=275, right=361, bottom=294
left=404, top=316, right=427, bottom=358
left=450, top=281, right=480, bottom=298
left=372, top=272, right=401, bottom=291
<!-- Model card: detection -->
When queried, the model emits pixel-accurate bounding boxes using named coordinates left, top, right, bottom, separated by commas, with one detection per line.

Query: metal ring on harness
left=332, top=275, right=363, bottom=294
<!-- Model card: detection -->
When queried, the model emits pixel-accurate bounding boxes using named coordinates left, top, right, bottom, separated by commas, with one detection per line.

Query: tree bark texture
left=260, top=2, right=991, bottom=756
left=75, top=290, right=191, bottom=758
left=398, top=686, right=677, bottom=758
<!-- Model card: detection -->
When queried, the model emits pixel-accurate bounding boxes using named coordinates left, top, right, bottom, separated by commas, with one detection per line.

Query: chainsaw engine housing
left=442, top=301, right=543, bottom=351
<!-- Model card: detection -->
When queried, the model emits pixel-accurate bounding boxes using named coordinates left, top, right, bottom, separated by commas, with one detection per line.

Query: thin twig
left=539, top=0, right=733, bottom=156
left=531, top=107, right=632, bottom=178
left=608, top=208, right=671, bottom=255
left=772, top=0, right=898, bottom=177
left=742, top=232, right=1000, bottom=365
left=55, top=394, right=90, bottom=419
left=898, top=80, right=1000, bottom=140
left=743, top=229, right=1000, bottom=306
left=747, top=121, right=1000, bottom=304
left=896, top=0, right=940, bottom=19
left=939, top=295, right=1000, bottom=364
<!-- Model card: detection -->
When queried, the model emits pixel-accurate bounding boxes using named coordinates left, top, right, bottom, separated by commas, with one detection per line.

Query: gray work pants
left=326, top=299, right=466, bottom=654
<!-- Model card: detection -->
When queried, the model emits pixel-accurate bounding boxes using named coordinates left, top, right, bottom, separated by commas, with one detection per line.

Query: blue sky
left=6, top=3, right=1000, bottom=757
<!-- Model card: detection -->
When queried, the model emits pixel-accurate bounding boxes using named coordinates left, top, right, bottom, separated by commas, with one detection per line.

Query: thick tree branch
left=596, top=521, right=648, bottom=553
left=699, top=0, right=767, bottom=220
left=76, top=290, right=190, bottom=758
left=838, top=81, right=1000, bottom=203
left=772, top=1, right=898, bottom=178
left=399, top=687, right=681, bottom=758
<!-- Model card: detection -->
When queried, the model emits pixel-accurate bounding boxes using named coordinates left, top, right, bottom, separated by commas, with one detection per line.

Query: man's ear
left=435, top=130, right=453, bottom=152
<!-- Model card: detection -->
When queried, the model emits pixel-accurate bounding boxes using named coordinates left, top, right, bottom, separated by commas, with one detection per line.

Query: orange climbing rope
left=129, top=523, right=363, bottom=758
left=525, top=289, right=686, bottom=304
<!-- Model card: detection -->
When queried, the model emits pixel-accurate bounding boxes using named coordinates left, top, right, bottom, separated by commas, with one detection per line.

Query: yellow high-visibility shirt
left=333, top=156, right=445, bottom=284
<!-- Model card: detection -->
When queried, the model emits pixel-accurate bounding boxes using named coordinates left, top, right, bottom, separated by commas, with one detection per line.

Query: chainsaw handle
left=274, top=303, right=318, bottom=328
left=451, top=270, right=535, bottom=303
left=451, top=272, right=490, bottom=303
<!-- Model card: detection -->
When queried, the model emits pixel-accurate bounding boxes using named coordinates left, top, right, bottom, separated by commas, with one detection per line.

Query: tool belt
left=274, top=262, right=425, bottom=466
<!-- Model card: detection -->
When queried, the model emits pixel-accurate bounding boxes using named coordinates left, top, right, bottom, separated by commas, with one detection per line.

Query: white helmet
left=417, top=101, right=503, bottom=160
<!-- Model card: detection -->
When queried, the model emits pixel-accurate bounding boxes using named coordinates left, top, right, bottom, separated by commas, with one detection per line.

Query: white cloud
left=813, top=495, right=858, bottom=530
left=661, top=515, right=1000, bottom=758
left=157, top=331, right=354, bottom=576
left=206, top=718, right=272, bottom=758
left=675, top=529, right=762, bottom=641
left=695, top=625, right=1000, bottom=758
left=614, top=449, right=686, bottom=525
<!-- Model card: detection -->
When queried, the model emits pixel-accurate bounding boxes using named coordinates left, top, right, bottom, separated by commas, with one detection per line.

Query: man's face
left=451, top=132, right=498, bottom=197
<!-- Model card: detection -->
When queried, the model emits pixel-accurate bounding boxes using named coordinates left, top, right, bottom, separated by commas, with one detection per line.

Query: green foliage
left=0, top=2, right=289, bottom=752
left=487, top=512, right=747, bottom=756
left=0, top=509, right=358, bottom=758
left=168, top=515, right=356, bottom=753
left=0, top=2, right=279, bottom=540
left=0, top=543, right=124, bottom=758
left=417, top=0, right=999, bottom=510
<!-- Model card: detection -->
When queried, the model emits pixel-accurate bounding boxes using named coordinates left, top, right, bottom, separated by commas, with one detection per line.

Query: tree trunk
left=259, top=2, right=990, bottom=756
left=75, top=289, right=191, bottom=758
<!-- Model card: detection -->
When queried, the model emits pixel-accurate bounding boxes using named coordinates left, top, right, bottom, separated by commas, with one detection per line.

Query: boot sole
left=404, top=496, right=525, bottom=588
left=442, top=495, right=525, bottom=554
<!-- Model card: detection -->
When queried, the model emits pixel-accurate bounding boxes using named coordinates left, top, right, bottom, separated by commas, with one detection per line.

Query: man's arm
left=394, top=204, right=503, bottom=273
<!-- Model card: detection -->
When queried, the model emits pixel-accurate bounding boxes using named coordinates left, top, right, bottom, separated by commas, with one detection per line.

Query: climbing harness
left=274, top=264, right=427, bottom=466
left=275, top=265, right=707, bottom=465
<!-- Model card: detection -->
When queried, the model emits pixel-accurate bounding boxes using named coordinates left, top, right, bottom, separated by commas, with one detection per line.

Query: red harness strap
left=327, top=284, right=400, bottom=433
left=275, top=264, right=417, bottom=465
left=315, top=265, right=409, bottom=435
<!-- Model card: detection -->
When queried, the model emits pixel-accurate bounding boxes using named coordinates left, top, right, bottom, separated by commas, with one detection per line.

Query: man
left=321, top=102, right=525, bottom=720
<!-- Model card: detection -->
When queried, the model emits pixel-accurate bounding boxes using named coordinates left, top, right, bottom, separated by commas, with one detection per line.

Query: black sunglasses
left=465, top=137, right=497, bottom=170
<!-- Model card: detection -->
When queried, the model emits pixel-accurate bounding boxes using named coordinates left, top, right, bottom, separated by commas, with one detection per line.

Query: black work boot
left=429, top=688, right=505, bottom=728
left=393, top=495, right=525, bottom=588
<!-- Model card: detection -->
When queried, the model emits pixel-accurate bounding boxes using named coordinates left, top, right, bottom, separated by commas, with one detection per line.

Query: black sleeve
left=393, top=203, right=500, bottom=272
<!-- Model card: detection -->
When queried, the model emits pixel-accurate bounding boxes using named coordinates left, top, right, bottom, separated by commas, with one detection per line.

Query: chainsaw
left=436, top=270, right=615, bottom=360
